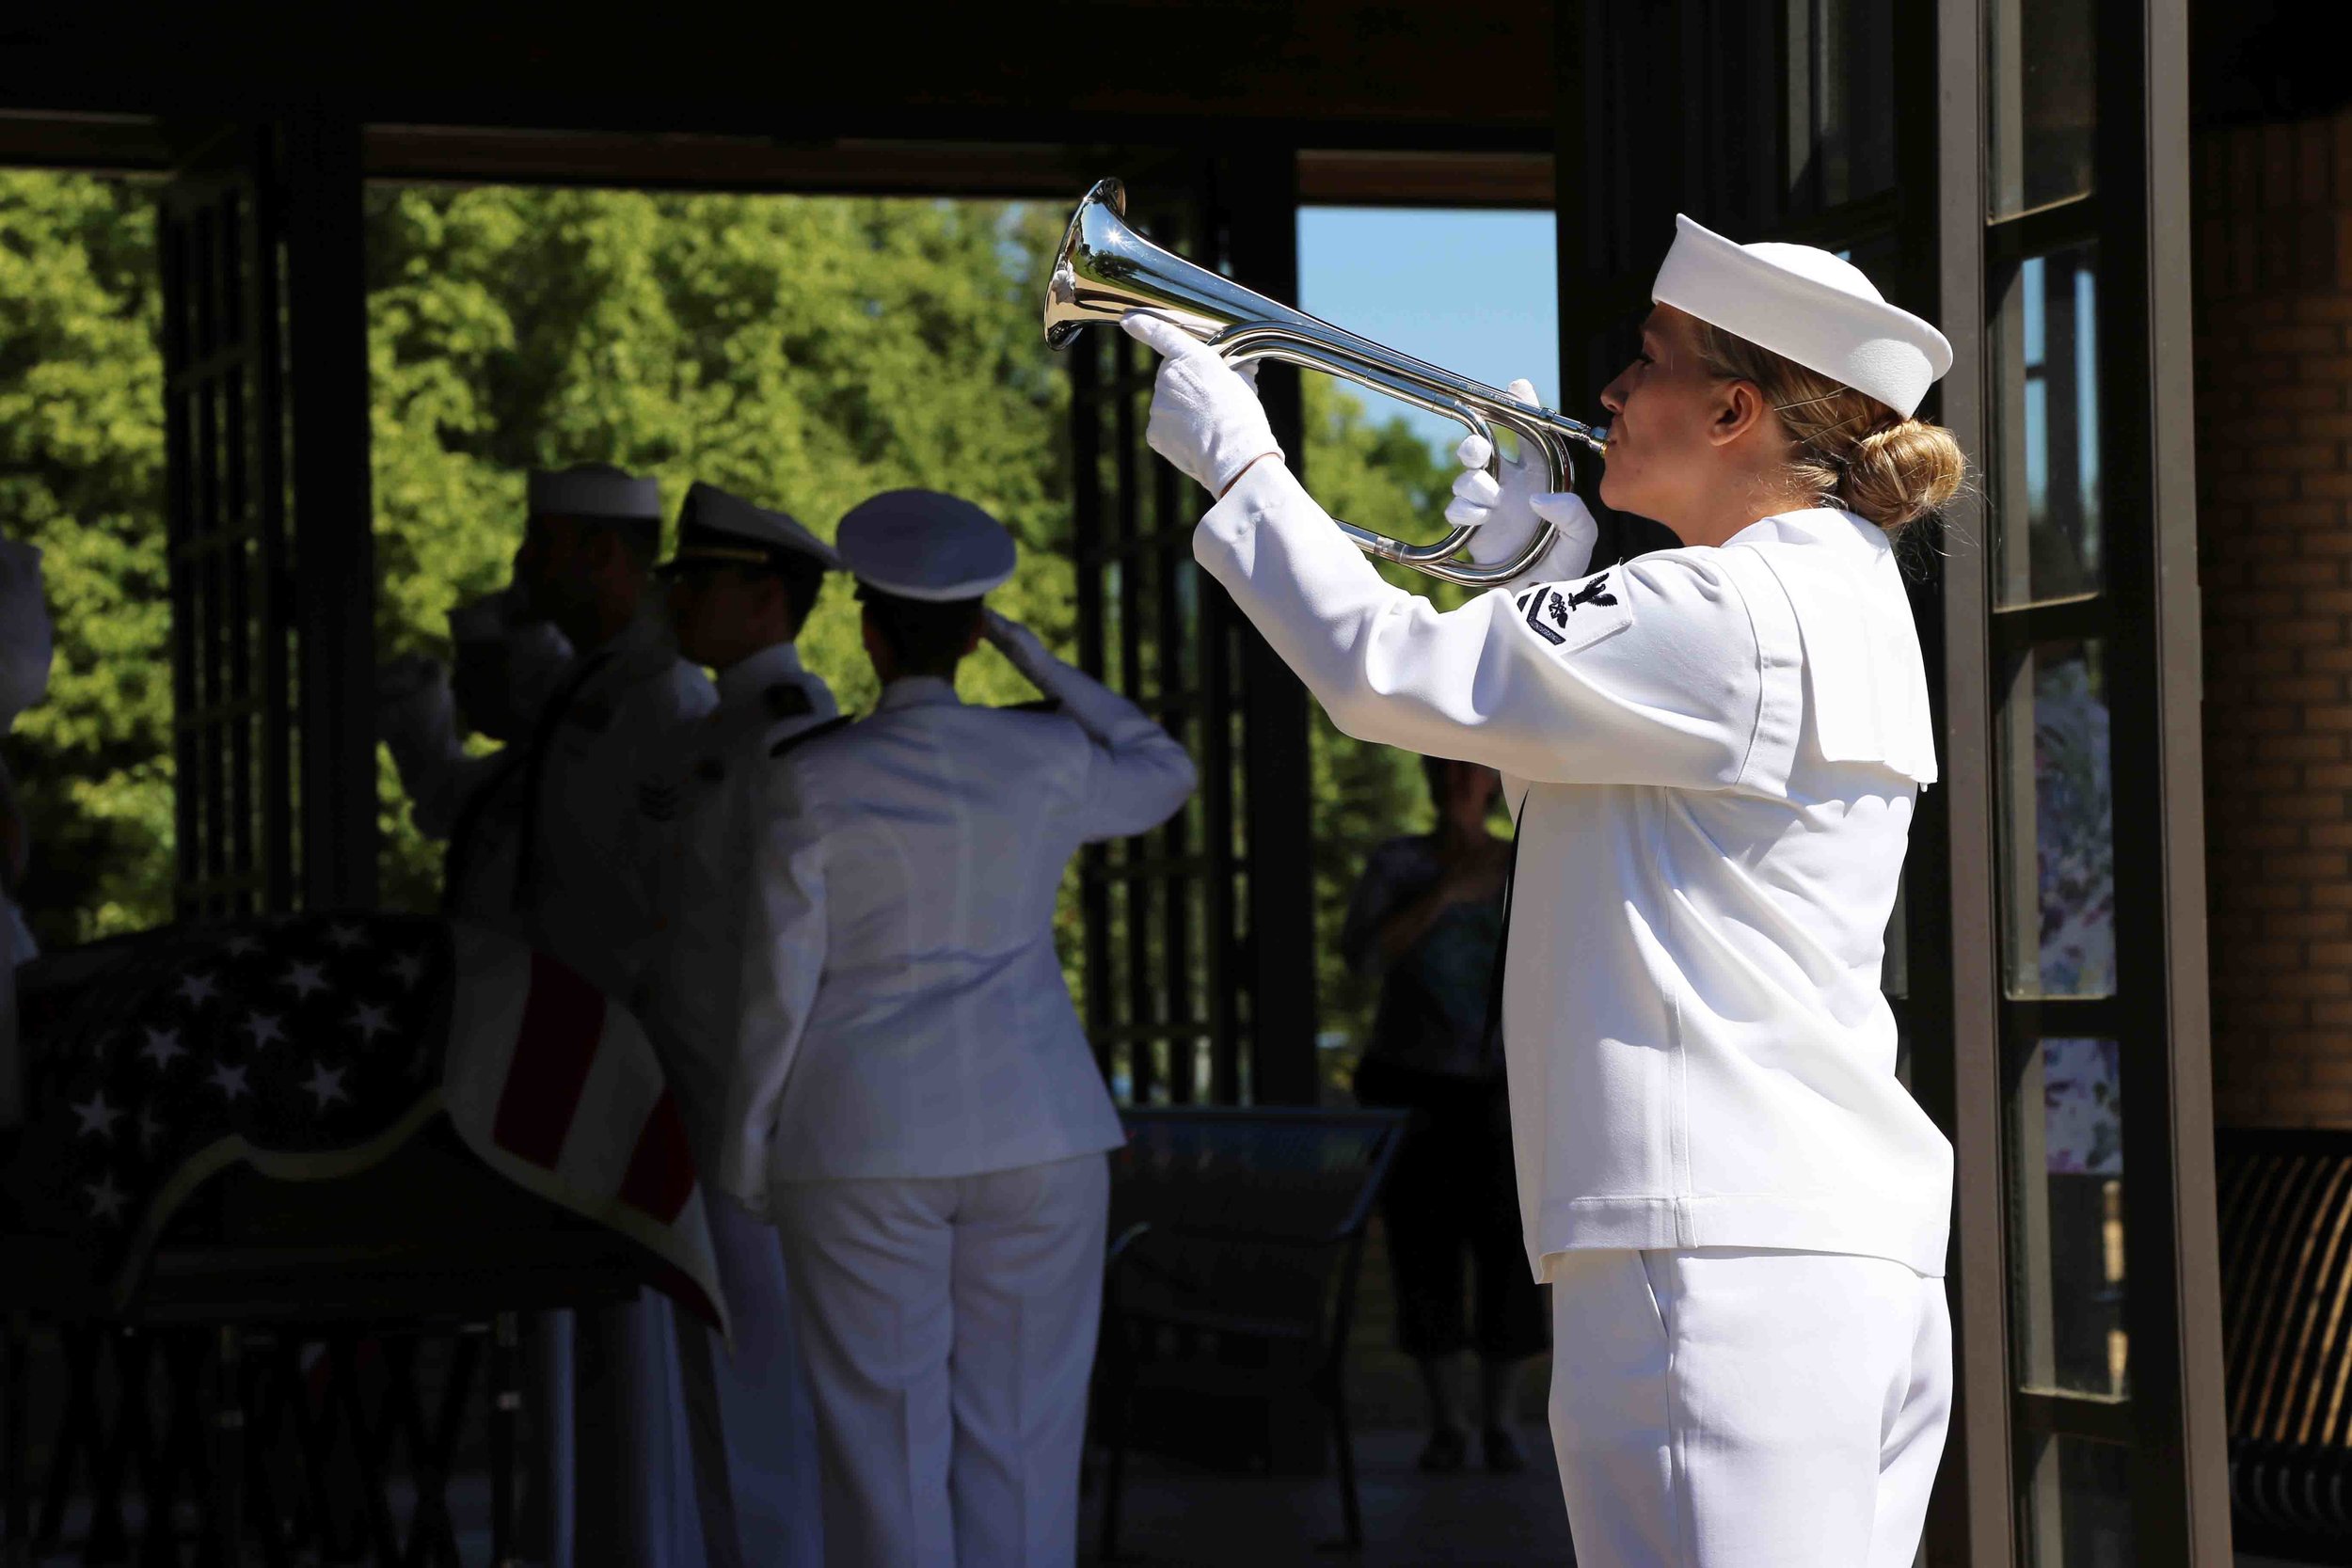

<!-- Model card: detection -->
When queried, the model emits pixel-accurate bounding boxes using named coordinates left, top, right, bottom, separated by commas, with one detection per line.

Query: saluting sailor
left=2, top=532, right=54, bottom=1132
left=383, top=461, right=717, bottom=1568
left=720, top=490, right=1196, bottom=1568
left=1124, top=215, right=1963, bottom=1568
left=636, top=482, right=838, bottom=1568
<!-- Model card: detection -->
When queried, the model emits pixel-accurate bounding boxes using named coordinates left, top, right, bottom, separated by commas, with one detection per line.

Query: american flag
left=10, top=911, right=723, bottom=1333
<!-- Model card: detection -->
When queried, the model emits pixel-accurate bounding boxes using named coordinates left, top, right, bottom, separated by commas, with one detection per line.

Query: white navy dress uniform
left=383, top=464, right=717, bottom=1568
left=1125, top=214, right=1959, bottom=1568
left=2, top=538, right=54, bottom=1132
left=723, top=491, right=1196, bottom=1568
left=635, top=483, right=840, bottom=1568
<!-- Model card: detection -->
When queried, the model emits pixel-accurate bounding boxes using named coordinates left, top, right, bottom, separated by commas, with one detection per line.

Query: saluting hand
left=1120, top=312, right=1282, bottom=498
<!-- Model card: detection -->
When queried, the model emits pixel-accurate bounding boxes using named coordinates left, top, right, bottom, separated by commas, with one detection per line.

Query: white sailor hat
left=1650, top=214, right=1953, bottom=420
left=836, top=490, right=1016, bottom=602
left=527, top=462, right=662, bottom=524
left=660, top=482, right=842, bottom=576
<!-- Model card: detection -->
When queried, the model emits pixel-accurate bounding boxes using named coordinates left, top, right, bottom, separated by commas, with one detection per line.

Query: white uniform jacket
left=721, top=658, right=1198, bottom=1209
left=416, top=616, right=715, bottom=990
left=1198, top=461, right=1954, bottom=1279
left=634, top=642, right=838, bottom=1177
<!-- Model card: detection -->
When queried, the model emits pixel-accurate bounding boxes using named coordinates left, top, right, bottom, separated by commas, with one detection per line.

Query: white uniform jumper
left=725, top=655, right=1195, bottom=1568
left=2, top=538, right=54, bottom=1132
left=1197, top=459, right=1954, bottom=1567
left=635, top=641, right=835, bottom=1568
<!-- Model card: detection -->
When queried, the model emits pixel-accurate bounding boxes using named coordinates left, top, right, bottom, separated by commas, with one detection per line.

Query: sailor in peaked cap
left=381, top=458, right=717, bottom=1568
left=1125, top=214, right=1964, bottom=1567
left=720, top=488, right=1194, bottom=1567
left=638, top=481, right=840, bottom=1568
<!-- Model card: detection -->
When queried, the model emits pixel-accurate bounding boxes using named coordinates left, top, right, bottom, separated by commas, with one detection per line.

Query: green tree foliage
left=0, top=172, right=169, bottom=944
left=4, top=173, right=1457, bottom=1080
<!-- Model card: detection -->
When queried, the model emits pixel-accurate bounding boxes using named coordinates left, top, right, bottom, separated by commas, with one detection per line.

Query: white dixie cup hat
left=1649, top=214, right=1953, bottom=419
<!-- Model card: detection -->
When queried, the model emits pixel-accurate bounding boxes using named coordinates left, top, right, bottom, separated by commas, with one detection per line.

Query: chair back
left=2217, top=1128, right=2352, bottom=1552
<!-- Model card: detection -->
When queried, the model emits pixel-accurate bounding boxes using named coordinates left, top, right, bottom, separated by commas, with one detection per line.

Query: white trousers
left=771, top=1153, right=1109, bottom=1568
left=562, top=1291, right=707, bottom=1568
left=675, top=1190, right=824, bottom=1568
left=1549, top=1247, right=1951, bottom=1568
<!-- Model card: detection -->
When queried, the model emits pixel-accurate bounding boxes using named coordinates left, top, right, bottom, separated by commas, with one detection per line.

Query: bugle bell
left=1043, top=179, right=1608, bottom=587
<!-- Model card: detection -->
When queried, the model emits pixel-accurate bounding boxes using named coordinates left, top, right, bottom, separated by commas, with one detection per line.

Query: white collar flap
left=1724, top=509, right=1939, bottom=784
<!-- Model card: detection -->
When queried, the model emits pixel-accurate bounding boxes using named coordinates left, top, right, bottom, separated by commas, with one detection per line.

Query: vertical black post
left=1214, top=149, right=1319, bottom=1106
left=278, top=109, right=378, bottom=911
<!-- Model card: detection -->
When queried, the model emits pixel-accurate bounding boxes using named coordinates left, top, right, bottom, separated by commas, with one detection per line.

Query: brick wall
left=2199, top=109, right=2352, bottom=1126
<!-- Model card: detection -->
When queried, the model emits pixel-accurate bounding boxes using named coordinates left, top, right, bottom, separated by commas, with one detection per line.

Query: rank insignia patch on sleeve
left=1518, top=572, right=1629, bottom=654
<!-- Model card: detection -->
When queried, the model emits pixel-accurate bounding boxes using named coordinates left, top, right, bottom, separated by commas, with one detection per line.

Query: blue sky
left=1295, top=207, right=1562, bottom=458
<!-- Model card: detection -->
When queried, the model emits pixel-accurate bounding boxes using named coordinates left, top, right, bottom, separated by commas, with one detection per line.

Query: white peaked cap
left=1650, top=214, right=1953, bottom=420
left=836, top=490, right=1017, bottom=602
left=665, top=482, right=842, bottom=572
left=527, top=462, right=662, bottom=522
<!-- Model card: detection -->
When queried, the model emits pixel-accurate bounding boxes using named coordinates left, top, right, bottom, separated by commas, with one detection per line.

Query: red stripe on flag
left=491, top=954, right=607, bottom=1168
left=616, top=1090, right=696, bottom=1226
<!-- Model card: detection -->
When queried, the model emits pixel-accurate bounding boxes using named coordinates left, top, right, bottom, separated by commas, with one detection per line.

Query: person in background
left=380, top=462, right=718, bottom=1568
left=637, top=482, right=838, bottom=1568
left=1341, top=754, right=1547, bottom=1476
left=2, top=533, right=54, bottom=1132
left=721, top=490, right=1196, bottom=1568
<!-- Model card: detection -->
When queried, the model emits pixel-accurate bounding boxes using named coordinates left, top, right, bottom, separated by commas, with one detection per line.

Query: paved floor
left=1080, top=1424, right=1575, bottom=1567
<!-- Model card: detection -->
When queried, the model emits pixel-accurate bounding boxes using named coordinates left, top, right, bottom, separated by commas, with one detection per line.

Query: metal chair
left=1093, top=1106, right=1407, bottom=1559
left=2217, top=1127, right=2352, bottom=1561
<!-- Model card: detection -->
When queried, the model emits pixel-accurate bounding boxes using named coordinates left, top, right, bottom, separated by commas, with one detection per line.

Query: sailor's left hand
left=1121, top=312, right=1282, bottom=497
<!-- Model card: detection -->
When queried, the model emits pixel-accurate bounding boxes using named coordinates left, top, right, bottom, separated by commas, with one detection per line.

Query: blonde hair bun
left=1842, top=420, right=1967, bottom=531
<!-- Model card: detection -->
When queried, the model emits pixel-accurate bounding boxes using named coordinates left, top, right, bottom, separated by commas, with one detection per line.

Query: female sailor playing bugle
left=1123, top=214, right=1962, bottom=1568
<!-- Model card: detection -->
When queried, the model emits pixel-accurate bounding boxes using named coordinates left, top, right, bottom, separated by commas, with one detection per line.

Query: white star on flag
left=139, top=1027, right=186, bottom=1071
left=303, top=1061, right=349, bottom=1109
left=86, top=1174, right=127, bottom=1224
left=224, top=934, right=262, bottom=957
left=281, top=960, right=330, bottom=999
left=387, top=951, right=427, bottom=990
left=244, top=1012, right=287, bottom=1050
left=72, top=1091, right=123, bottom=1142
left=175, top=972, right=220, bottom=1006
left=208, top=1061, right=251, bottom=1102
left=136, top=1103, right=166, bottom=1151
left=350, top=1002, right=395, bottom=1043
left=324, top=923, right=368, bottom=951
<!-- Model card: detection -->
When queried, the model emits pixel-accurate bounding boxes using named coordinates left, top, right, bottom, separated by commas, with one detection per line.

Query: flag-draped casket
left=2, top=911, right=725, bottom=1334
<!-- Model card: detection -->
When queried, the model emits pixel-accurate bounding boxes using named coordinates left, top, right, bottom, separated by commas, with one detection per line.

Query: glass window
left=1998, top=641, right=2117, bottom=999
left=1784, top=0, right=1899, bottom=214
left=1993, top=245, right=2103, bottom=606
left=2019, top=1432, right=2133, bottom=1567
left=1987, top=0, right=2096, bottom=218
left=2010, top=1037, right=2127, bottom=1400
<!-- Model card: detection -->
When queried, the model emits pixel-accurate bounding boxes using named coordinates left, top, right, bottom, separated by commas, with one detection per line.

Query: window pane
left=1987, top=0, right=2096, bottom=218
left=1998, top=641, right=2117, bottom=999
left=1783, top=0, right=1899, bottom=216
left=1993, top=245, right=2103, bottom=606
left=2019, top=1432, right=2133, bottom=1567
left=2010, top=1037, right=2127, bottom=1399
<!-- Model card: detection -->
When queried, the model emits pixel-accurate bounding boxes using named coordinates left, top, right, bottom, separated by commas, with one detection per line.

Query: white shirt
left=1197, top=461, right=1953, bottom=1279
left=635, top=641, right=838, bottom=1176
left=722, top=652, right=1197, bottom=1207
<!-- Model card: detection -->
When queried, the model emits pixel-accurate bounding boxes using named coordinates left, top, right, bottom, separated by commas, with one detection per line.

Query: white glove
left=1442, top=380, right=1601, bottom=574
left=1120, top=312, right=1281, bottom=496
left=981, top=610, right=1055, bottom=685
